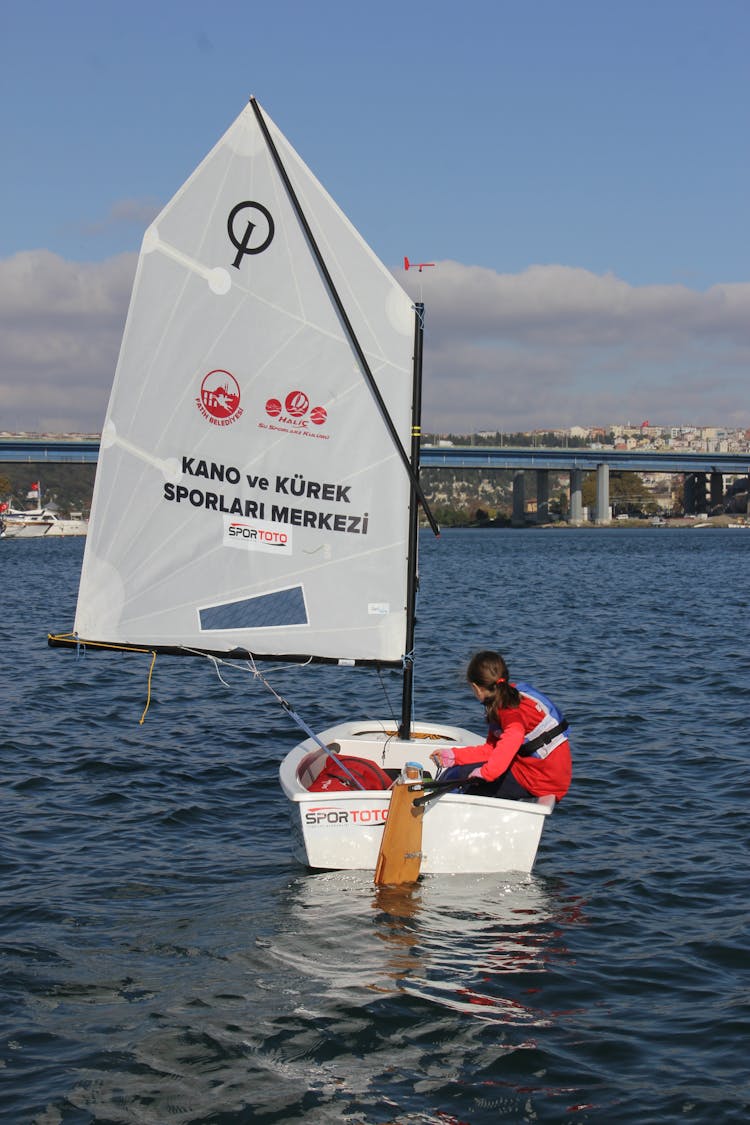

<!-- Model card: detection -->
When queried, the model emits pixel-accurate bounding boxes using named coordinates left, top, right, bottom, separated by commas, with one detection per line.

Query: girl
left=431, top=650, right=572, bottom=801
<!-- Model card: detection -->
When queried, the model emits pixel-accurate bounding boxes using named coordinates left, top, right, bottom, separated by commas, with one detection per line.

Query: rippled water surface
left=1, top=529, right=749, bottom=1123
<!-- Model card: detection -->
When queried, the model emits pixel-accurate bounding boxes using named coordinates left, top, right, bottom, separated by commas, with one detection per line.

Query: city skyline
left=3, top=420, right=749, bottom=449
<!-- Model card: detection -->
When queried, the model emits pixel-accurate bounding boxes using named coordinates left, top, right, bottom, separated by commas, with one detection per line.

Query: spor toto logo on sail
left=264, top=390, right=328, bottom=429
left=196, top=370, right=244, bottom=426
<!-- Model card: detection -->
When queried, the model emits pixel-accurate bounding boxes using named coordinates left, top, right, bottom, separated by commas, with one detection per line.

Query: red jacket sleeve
left=453, top=719, right=526, bottom=781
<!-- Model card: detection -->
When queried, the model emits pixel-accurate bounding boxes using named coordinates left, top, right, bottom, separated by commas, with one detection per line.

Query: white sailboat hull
left=279, top=720, right=555, bottom=876
left=1, top=512, right=88, bottom=538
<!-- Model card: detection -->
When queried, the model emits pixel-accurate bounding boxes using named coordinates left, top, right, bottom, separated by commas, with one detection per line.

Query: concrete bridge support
left=512, top=471, right=525, bottom=525
left=569, top=468, right=583, bottom=524
left=710, top=472, right=724, bottom=512
left=536, top=470, right=551, bottom=523
left=595, top=463, right=610, bottom=523
left=684, top=472, right=708, bottom=514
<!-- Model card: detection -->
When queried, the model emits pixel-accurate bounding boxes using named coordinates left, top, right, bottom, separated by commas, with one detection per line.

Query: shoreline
left=433, top=515, right=750, bottom=531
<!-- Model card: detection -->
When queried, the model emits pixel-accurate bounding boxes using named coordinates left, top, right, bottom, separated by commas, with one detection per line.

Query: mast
left=249, top=97, right=439, bottom=538
left=399, top=302, right=426, bottom=740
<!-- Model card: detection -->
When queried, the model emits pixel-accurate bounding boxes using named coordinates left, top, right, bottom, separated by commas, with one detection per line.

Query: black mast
left=249, top=97, right=439, bottom=537
left=399, top=302, right=427, bottom=740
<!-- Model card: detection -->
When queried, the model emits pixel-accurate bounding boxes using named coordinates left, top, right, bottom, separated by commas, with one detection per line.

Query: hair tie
left=495, top=677, right=506, bottom=684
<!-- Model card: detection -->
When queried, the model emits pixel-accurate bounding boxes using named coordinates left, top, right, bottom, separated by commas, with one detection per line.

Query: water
left=1, top=528, right=748, bottom=1123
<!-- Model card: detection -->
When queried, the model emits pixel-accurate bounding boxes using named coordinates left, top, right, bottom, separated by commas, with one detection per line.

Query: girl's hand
left=430, top=748, right=456, bottom=769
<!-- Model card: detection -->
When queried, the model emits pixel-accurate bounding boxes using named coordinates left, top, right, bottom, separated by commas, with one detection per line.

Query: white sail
left=75, top=100, right=416, bottom=664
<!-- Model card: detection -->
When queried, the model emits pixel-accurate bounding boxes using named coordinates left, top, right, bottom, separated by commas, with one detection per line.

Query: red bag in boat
left=308, top=755, right=392, bottom=792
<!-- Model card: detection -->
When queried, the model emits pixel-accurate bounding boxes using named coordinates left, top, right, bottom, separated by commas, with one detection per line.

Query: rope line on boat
left=183, top=646, right=367, bottom=791
left=205, top=655, right=232, bottom=688
left=139, top=650, right=157, bottom=725
left=48, top=632, right=160, bottom=722
left=48, top=632, right=154, bottom=656
left=376, top=665, right=398, bottom=728
left=49, top=632, right=367, bottom=789
left=240, top=654, right=367, bottom=790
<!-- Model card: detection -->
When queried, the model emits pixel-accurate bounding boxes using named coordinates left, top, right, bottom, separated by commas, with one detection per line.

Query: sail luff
left=249, top=97, right=439, bottom=538
left=399, top=302, right=425, bottom=739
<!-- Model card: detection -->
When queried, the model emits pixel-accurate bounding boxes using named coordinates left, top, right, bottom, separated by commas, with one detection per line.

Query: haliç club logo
left=265, top=390, right=327, bottom=428
left=196, top=370, right=243, bottom=426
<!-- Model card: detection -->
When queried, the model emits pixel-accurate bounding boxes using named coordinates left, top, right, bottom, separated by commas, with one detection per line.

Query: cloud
left=1, top=251, right=748, bottom=435
left=403, top=262, right=750, bottom=432
left=81, top=198, right=162, bottom=239
left=0, top=250, right=136, bottom=431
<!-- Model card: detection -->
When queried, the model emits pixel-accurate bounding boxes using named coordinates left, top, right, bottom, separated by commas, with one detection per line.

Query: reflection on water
left=29, top=872, right=587, bottom=1124
left=269, top=870, right=585, bottom=1031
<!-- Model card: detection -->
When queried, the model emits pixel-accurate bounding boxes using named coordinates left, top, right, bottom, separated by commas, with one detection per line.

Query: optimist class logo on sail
left=196, top=370, right=243, bottom=426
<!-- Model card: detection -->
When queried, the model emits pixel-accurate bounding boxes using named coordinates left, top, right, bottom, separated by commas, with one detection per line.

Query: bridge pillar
left=536, top=470, right=551, bottom=523
left=710, top=472, right=724, bottom=512
left=683, top=472, right=710, bottom=514
left=512, top=471, right=525, bottom=526
left=595, top=463, right=610, bottom=523
left=569, top=469, right=583, bottom=524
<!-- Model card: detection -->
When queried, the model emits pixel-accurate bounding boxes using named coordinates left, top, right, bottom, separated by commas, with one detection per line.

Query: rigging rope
left=139, top=650, right=157, bottom=725
left=50, top=634, right=388, bottom=790
left=376, top=665, right=398, bottom=727
left=49, top=633, right=160, bottom=723
left=186, top=647, right=367, bottom=790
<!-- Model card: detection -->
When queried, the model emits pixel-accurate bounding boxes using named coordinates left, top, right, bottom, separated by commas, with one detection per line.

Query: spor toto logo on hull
left=197, top=370, right=243, bottom=426
left=264, top=389, right=328, bottom=430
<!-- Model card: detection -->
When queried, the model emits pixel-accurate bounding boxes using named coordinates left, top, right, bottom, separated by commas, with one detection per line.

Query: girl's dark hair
left=466, top=650, right=520, bottom=719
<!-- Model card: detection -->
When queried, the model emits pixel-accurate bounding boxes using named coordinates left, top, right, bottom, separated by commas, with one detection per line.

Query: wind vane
left=404, top=256, right=435, bottom=273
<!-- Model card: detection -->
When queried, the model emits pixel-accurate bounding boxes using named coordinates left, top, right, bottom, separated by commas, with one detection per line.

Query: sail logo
left=223, top=515, right=292, bottom=554
left=263, top=390, right=328, bottom=433
left=197, top=370, right=244, bottom=426
left=227, top=201, right=275, bottom=268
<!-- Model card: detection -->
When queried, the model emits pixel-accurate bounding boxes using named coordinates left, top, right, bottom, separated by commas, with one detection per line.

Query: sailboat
left=49, top=99, right=555, bottom=877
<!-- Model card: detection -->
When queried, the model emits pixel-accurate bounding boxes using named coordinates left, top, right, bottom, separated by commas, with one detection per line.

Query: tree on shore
left=581, top=471, right=658, bottom=515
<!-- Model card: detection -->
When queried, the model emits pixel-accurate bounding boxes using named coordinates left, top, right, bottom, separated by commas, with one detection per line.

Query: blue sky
left=1, top=0, right=749, bottom=433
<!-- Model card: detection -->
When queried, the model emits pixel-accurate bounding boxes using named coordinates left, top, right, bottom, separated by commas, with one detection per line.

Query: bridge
left=419, top=445, right=750, bottom=522
left=0, top=437, right=100, bottom=464
left=1, top=437, right=748, bottom=522
left=420, top=446, right=750, bottom=474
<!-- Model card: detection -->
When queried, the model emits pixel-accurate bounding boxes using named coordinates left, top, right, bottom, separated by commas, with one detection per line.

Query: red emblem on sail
left=197, top=370, right=243, bottom=426
left=285, top=390, right=309, bottom=418
left=261, top=388, right=329, bottom=436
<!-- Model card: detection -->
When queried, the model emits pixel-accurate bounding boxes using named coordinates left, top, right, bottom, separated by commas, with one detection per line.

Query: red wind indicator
left=404, top=256, right=435, bottom=273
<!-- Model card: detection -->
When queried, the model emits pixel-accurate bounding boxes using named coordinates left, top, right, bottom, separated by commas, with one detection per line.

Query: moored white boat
left=1, top=507, right=88, bottom=538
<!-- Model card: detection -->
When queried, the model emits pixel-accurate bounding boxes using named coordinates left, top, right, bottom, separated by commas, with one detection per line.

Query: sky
left=1, top=0, right=748, bottom=435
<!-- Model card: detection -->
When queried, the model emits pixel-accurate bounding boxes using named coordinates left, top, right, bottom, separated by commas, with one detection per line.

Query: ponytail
left=466, top=650, right=520, bottom=721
